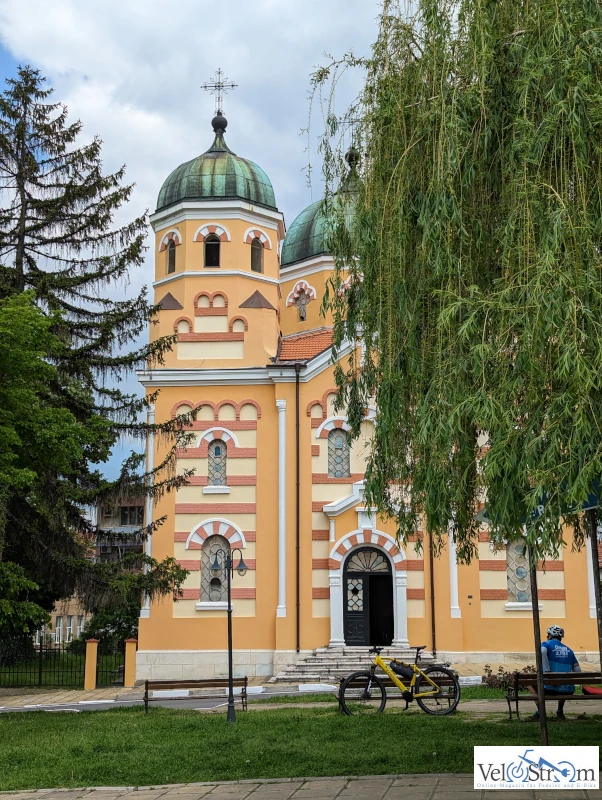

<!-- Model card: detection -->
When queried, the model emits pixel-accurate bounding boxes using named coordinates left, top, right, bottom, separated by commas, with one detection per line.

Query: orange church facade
left=136, top=112, right=600, bottom=681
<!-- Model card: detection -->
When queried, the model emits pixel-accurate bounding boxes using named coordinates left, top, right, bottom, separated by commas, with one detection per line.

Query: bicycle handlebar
left=369, top=646, right=383, bottom=655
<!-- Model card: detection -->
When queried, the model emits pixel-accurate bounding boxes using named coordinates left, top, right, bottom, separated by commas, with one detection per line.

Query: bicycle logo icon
left=506, top=750, right=577, bottom=783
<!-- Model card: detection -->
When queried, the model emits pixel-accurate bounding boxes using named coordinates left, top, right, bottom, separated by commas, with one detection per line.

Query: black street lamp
left=210, top=547, right=248, bottom=722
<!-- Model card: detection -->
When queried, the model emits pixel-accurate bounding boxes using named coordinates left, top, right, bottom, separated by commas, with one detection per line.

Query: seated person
left=529, top=625, right=581, bottom=720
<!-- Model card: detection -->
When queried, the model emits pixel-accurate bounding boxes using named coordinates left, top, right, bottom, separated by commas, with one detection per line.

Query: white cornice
left=153, top=270, right=280, bottom=289
left=137, top=367, right=272, bottom=387
left=137, top=341, right=353, bottom=388
left=280, top=255, right=338, bottom=283
left=323, top=481, right=366, bottom=517
left=150, top=200, right=285, bottom=240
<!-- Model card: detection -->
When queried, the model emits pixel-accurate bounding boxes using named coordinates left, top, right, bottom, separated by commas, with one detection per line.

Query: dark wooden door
left=344, top=575, right=369, bottom=644
left=343, top=547, right=393, bottom=646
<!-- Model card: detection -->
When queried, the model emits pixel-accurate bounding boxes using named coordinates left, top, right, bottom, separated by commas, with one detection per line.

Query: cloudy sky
left=0, top=0, right=380, bottom=475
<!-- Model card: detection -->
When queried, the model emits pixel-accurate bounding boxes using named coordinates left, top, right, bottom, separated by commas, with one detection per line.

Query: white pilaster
left=329, top=518, right=336, bottom=542
left=586, top=538, right=597, bottom=618
left=329, top=572, right=345, bottom=645
left=276, top=399, right=287, bottom=617
left=393, top=573, right=410, bottom=646
left=448, top=529, right=462, bottom=619
left=140, top=404, right=155, bottom=619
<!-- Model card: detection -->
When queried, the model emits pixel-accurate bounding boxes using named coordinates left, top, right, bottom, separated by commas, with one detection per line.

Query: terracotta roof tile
left=277, top=327, right=333, bottom=362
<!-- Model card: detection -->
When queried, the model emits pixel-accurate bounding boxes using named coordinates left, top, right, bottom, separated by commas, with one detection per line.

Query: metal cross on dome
left=202, top=68, right=238, bottom=114
left=338, top=114, right=361, bottom=144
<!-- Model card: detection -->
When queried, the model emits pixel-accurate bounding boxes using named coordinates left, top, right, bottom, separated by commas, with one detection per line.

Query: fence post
left=124, top=639, right=138, bottom=688
left=84, top=639, right=99, bottom=691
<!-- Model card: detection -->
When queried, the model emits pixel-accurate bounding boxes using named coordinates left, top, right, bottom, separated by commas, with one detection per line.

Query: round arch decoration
left=158, top=229, right=182, bottom=251
left=286, top=280, right=317, bottom=308
left=329, top=529, right=405, bottom=569
left=196, top=427, right=240, bottom=448
left=186, top=518, right=246, bottom=550
left=243, top=227, right=272, bottom=250
left=194, top=224, right=231, bottom=243
left=315, top=417, right=351, bottom=440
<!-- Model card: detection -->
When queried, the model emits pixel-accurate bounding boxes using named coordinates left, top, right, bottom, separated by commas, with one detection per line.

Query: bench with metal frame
left=143, top=677, right=248, bottom=714
left=506, top=671, right=602, bottom=719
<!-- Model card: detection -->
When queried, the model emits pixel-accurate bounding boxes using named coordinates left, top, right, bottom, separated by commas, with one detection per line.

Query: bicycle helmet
left=547, top=625, right=564, bottom=639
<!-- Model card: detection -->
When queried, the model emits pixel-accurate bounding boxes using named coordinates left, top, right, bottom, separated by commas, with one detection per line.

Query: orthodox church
left=136, top=109, right=600, bottom=682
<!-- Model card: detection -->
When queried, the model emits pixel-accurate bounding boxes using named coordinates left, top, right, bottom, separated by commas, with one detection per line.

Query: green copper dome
left=157, top=113, right=276, bottom=211
left=281, top=148, right=360, bottom=267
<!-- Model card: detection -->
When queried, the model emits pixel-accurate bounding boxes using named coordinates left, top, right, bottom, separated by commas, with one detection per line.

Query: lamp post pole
left=225, top=551, right=236, bottom=723
left=211, top=547, right=247, bottom=724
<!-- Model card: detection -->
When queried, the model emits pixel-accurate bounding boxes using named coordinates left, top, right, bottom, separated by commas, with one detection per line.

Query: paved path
left=1, top=775, right=600, bottom=800
left=0, top=660, right=600, bottom=714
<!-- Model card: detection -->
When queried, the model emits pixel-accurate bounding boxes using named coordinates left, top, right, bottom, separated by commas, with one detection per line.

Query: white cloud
left=0, top=0, right=378, bottom=474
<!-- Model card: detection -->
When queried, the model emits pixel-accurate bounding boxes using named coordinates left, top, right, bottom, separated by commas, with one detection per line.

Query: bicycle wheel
left=340, top=671, right=387, bottom=716
left=415, top=666, right=460, bottom=715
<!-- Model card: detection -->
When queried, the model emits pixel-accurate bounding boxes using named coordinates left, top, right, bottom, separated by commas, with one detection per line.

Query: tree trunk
left=528, top=548, right=548, bottom=745
left=587, top=509, right=602, bottom=670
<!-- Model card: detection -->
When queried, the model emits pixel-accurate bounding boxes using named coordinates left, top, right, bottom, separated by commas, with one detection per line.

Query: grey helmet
left=547, top=625, right=564, bottom=639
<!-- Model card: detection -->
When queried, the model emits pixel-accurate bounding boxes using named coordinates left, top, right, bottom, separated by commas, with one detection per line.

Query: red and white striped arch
left=243, top=227, right=272, bottom=250
left=194, top=224, right=231, bottom=242
left=315, top=417, right=351, bottom=440
left=158, top=229, right=182, bottom=251
left=329, top=529, right=406, bottom=570
left=286, top=280, right=317, bottom=308
left=196, top=427, right=240, bottom=448
left=186, top=518, right=247, bottom=550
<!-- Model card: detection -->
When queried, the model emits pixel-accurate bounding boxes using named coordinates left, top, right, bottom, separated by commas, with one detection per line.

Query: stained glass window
left=506, top=541, right=531, bottom=603
left=328, top=429, right=350, bottom=478
left=208, top=439, right=227, bottom=486
left=201, top=535, right=230, bottom=602
left=345, top=548, right=391, bottom=573
left=347, top=578, right=364, bottom=611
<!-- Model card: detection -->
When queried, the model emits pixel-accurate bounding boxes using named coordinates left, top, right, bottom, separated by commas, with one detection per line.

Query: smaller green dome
left=157, top=113, right=276, bottom=211
left=281, top=149, right=360, bottom=267
left=281, top=199, right=328, bottom=267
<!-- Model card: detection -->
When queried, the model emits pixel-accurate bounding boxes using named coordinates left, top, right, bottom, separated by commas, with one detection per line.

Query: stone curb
left=1, top=773, right=469, bottom=794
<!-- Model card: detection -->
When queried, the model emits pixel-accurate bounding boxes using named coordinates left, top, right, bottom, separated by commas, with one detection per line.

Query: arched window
left=208, top=439, right=227, bottom=485
left=204, top=234, right=220, bottom=267
left=251, top=238, right=263, bottom=273
left=328, top=429, right=350, bottom=478
left=201, top=535, right=230, bottom=602
left=506, top=541, right=531, bottom=603
left=167, top=240, right=176, bottom=274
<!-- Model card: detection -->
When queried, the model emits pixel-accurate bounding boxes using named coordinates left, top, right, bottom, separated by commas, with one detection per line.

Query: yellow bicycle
left=339, top=645, right=461, bottom=716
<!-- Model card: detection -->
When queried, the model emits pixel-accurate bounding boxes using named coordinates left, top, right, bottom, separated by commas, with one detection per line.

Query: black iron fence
left=0, top=635, right=85, bottom=688
left=96, top=641, right=125, bottom=687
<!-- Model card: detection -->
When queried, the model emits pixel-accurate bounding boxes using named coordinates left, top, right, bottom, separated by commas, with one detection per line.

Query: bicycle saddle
left=415, top=645, right=427, bottom=652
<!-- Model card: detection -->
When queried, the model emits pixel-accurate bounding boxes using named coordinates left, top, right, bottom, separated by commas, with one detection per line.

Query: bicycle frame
left=372, top=655, right=440, bottom=698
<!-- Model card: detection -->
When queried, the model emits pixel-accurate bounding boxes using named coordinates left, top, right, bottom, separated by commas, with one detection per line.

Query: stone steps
left=270, top=646, right=435, bottom=684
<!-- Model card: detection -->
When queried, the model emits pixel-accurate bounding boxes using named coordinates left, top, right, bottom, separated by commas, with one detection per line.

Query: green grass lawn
left=0, top=706, right=600, bottom=791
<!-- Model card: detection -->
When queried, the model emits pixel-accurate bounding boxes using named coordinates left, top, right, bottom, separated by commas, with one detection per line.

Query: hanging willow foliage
left=315, top=0, right=602, bottom=562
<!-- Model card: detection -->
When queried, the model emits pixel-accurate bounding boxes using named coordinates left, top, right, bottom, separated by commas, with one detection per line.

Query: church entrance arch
left=343, top=547, right=394, bottom=646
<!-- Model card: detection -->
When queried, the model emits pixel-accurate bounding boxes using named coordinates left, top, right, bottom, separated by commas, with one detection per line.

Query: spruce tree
left=0, top=66, right=190, bottom=622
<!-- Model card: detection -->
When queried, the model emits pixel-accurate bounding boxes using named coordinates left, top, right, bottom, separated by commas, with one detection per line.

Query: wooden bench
left=506, top=671, right=602, bottom=719
left=143, top=678, right=248, bottom=714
